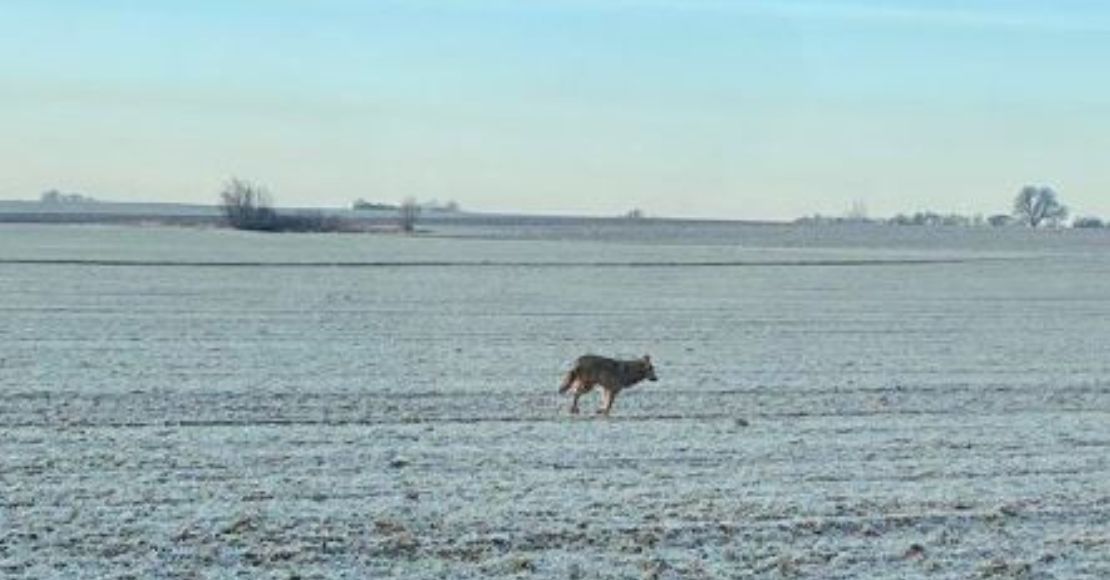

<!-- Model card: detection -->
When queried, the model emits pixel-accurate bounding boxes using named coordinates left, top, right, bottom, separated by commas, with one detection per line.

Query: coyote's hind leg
left=568, top=381, right=596, bottom=415
left=569, top=386, right=583, bottom=414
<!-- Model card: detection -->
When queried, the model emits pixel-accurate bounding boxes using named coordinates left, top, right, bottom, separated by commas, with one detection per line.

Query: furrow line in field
left=0, top=258, right=984, bottom=268
left=396, top=505, right=1110, bottom=560
left=2, top=407, right=1107, bottom=428
left=2, top=382, right=1107, bottom=400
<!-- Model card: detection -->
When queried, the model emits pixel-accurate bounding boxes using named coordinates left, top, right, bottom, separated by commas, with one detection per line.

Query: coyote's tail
left=558, top=369, right=577, bottom=394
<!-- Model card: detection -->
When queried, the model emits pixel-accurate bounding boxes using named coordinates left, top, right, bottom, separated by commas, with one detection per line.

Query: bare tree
left=1012, top=185, right=1067, bottom=228
left=399, top=197, right=420, bottom=233
left=219, top=178, right=276, bottom=230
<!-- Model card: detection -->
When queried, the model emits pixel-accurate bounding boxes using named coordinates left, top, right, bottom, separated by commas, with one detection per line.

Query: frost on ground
left=1, top=225, right=1108, bottom=578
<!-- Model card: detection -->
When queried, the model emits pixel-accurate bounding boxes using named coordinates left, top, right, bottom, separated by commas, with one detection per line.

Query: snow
left=1, top=223, right=1108, bottom=578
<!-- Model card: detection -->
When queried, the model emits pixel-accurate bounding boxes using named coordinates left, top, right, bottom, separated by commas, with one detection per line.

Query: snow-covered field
left=1, top=223, right=1108, bottom=578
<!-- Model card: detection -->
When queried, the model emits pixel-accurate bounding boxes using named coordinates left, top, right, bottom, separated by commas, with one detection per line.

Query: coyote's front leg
left=598, top=388, right=617, bottom=416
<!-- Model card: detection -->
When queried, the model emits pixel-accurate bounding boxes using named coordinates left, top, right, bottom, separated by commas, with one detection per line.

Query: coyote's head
left=641, top=355, right=657, bottom=382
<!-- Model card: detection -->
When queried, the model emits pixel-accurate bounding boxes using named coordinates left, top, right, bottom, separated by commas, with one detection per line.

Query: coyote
left=559, top=354, right=657, bottom=416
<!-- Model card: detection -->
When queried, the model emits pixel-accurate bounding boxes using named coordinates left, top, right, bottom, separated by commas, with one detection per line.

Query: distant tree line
left=220, top=179, right=436, bottom=233
left=351, top=199, right=398, bottom=211
left=888, top=212, right=985, bottom=227
left=796, top=185, right=1105, bottom=229
left=350, top=197, right=427, bottom=232
left=352, top=197, right=465, bottom=233
left=352, top=197, right=460, bottom=214
left=40, top=190, right=98, bottom=204
left=1072, top=216, right=1105, bottom=228
left=219, top=179, right=344, bottom=233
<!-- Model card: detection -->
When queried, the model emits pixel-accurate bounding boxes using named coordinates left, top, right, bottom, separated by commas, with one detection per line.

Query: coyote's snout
left=559, top=354, right=657, bottom=416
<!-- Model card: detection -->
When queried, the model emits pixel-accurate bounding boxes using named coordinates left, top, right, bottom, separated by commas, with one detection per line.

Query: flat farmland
left=1, top=224, right=1108, bottom=578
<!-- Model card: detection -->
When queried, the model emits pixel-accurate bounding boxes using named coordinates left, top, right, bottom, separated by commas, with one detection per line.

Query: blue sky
left=2, top=0, right=1108, bottom=219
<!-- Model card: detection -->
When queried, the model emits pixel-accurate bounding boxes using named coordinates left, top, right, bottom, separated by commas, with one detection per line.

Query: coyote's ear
left=643, top=354, right=651, bottom=362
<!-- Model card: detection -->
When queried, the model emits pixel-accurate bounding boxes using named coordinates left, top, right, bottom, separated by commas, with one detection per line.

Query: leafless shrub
left=219, top=178, right=276, bottom=230
left=219, top=178, right=346, bottom=232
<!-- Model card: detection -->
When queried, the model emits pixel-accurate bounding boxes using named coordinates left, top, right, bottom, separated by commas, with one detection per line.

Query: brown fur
left=559, top=354, right=657, bottom=416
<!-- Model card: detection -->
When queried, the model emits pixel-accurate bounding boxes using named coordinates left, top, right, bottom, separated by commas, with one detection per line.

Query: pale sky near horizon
left=2, top=0, right=1109, bottom=220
